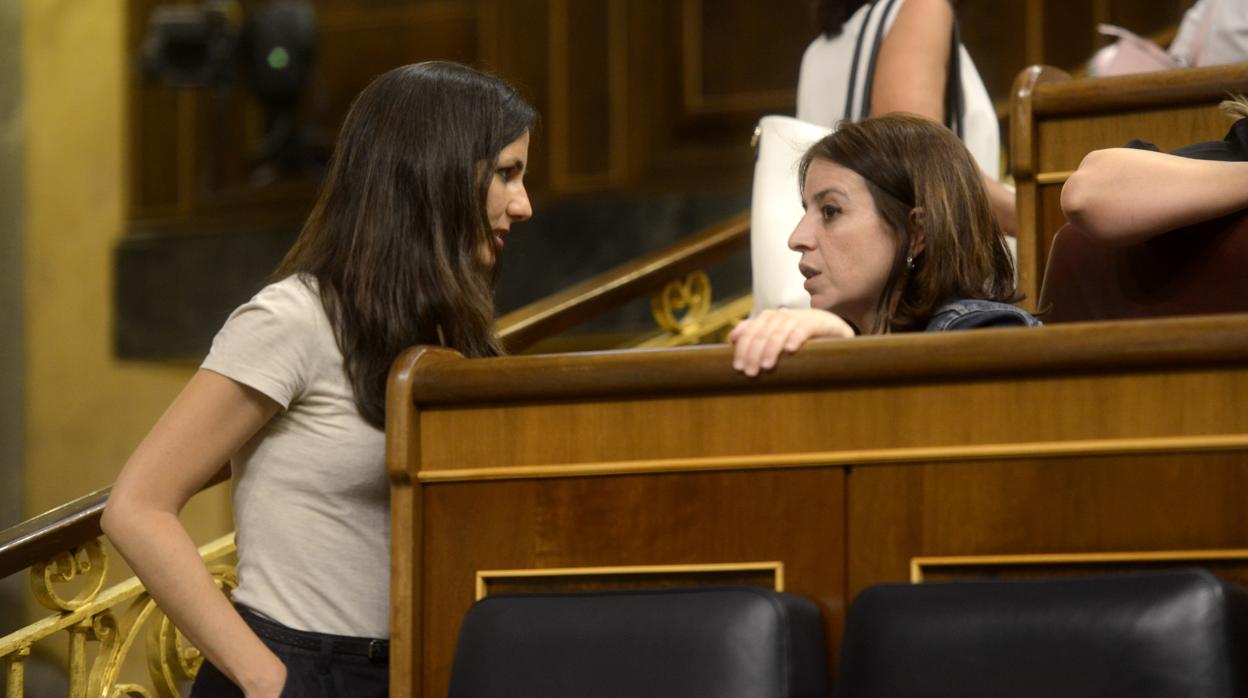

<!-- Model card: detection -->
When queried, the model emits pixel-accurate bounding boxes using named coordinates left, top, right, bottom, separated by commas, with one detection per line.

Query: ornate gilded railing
left=1, top=471, right=231, bottom=698
left=497, top=210, right=752, bottom=352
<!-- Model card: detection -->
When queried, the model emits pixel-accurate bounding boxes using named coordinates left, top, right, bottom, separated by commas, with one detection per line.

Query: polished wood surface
left=850, top=452, right=1248, bottom=594
left=388, top=313, right=1248, bottom=696
left=411, top=313, right=1248, bottom=407
left=1010, top=63, right=1248, bottom=308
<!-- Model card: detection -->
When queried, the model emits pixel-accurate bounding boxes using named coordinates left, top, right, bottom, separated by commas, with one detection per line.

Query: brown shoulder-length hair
left=275, top=61, right=536, bottom=428
left=799, top=113, right=1018, bottom=333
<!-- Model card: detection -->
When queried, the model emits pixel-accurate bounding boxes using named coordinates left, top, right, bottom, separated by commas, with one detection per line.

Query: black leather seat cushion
left=449, top=585, right=828, bottom=698
left=835, top=569, right=1248, bottom=698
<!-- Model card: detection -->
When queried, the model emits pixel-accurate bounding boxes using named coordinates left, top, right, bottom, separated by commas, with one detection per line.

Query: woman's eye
left=820, top=205, right=841, bottom=221
left=497, top=165, right=520, bottom=181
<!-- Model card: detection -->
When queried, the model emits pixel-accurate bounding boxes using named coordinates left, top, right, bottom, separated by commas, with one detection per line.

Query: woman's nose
left=508, top=187, right=532, bottom=221
left=788, top=212, right=815, bottom=251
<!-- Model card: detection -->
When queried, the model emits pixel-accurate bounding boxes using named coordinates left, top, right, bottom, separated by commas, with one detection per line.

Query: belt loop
left=367, top=639, right=387, bottom=663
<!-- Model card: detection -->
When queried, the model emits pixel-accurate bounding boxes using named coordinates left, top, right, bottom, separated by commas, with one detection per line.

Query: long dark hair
left=799, top=114, right=1018, bottom=333
left=275, top=61, right=536, bottom=428
left=814, top=0, right=872, bottom=37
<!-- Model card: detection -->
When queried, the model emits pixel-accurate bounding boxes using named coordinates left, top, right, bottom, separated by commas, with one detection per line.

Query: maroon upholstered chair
left=1038, top=212, right=1248, bottom=324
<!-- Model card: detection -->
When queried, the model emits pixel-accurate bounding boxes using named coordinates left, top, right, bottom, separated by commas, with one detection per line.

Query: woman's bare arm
left=870, top=0, right=953, bottom=121
left=101, top=369, right=285, bottom=698
left=870, top=0, right=1016, bottom=235
left=1061, top=148, right=1248, bottom=245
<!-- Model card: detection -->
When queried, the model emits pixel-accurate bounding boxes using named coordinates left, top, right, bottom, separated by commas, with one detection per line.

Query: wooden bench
left=386, top=315, right=1248, bottom=696
left=1009, top=62, right=1248, bottom=310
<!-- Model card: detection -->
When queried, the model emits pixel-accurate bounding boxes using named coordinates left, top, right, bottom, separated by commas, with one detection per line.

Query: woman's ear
left=908, top=207, right=927, bottom=257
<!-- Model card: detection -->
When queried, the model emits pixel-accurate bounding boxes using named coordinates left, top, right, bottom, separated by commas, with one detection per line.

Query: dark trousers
left=189, top=606, right=388, bottom=698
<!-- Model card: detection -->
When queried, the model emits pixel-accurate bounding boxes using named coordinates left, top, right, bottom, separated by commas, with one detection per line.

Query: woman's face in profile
left=789, top=158, right=898, bottom=331
left=479, top=130, right=533, bottom=268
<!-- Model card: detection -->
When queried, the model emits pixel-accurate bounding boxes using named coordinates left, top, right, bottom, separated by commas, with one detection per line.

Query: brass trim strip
left=420, top=434, right=1248, bottom=483
left=1036, top=170, right=1074, bottom=185
left=475, top=561, right=785, bottom=600
left=910, top=549, right=1248, bottom=583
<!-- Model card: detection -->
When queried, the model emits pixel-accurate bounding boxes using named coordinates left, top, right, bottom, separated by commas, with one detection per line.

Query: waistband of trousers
left=236, top=605, right=389, bottom=663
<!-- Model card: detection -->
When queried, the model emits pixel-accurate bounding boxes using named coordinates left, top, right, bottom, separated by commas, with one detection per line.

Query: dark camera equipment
left=241, top=1, right=322, bottom=179
left=139, top=0, right=325, bottom=180
left=139, top=1, right=239, bottom=88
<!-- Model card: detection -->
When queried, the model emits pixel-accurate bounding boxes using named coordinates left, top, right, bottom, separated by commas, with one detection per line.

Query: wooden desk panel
left=418, top=468, right=846, bottom=696
left=849, top=452, right=1248, bottom=597
left=387, top=315, right=1248, bottom=697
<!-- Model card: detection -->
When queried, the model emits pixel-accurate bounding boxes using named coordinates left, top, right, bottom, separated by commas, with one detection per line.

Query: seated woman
left=731, top=114, right=1038, bottom=376
left=1060, top=96, right=1248, bottom=246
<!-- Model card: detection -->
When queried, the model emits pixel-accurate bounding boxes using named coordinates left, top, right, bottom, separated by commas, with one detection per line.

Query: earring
left=906, top=255, right=915, bottom=270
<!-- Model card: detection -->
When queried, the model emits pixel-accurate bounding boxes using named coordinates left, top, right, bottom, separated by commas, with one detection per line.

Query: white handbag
left=749, top=115, right=831, bottom=315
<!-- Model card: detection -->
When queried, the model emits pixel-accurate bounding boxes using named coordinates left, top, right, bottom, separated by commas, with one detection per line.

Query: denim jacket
left=924, top=299, right=1041, bottom=332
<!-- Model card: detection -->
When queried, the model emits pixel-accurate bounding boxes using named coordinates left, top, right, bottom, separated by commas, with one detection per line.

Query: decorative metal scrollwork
left=89, top=564, right=238, bottom=698
left=6, top=645, right=30, bottom=697
left=651, top=271, right=713, bottom=334
left=147, top=565, right=237, bottom=698
left=5, top=532, right=237, bottom=698
left=31, top=538, right=109, bottom=612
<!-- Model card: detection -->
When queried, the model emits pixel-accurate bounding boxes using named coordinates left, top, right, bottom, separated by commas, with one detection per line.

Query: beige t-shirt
left=202, top=274, right=389, bottom=638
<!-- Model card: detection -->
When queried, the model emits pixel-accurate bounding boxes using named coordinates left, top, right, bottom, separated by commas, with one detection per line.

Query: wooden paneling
left=680, top=0, right=805, bottom=114
left=127, top=0, right=1202, bottom=226
left=389, top=313, right=1248, bottom=695
left=127, top=0, right=485, bottom=225
left=547, top=0, right=627, bottom=189
left=957, top=0, right=1191, bottom=104
left=419, top=469, right=845, bottom=695
left=849, top=452, right=1248, bottom=595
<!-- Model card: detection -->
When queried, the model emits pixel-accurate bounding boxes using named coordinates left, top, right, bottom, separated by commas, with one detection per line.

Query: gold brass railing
left=497, top=210, right=751, bottom=352
left=1, top=533, right=236, bottom=698
left=633, top=271, right=752, bottom=348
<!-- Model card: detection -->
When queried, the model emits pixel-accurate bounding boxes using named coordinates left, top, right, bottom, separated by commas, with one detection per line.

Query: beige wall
left=2, top=0, right=24, bottom=531
left=22, top=0, right=231, bottom=580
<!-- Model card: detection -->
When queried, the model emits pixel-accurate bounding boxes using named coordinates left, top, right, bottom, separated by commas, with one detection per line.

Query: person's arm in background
left=871, top=0, right=1017, bottom=235
left=1061, top=147, right=1248, bottom=245
left=101, top=370, right=286, bottom=698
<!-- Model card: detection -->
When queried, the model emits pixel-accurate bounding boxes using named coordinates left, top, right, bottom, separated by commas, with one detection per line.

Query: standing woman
left=101, top=62, right=536, bottom=698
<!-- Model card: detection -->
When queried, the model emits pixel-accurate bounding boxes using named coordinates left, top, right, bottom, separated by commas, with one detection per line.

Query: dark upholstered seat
left=448, top=586, right=828, bottom=698
left=1039, top=213, right=1248, bottom=323
left=834, top=569, right=1248, bottom=698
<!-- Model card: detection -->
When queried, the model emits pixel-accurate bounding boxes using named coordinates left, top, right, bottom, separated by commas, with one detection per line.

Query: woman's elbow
left=100, top=494, right=127, bottom=540
left=1059, top=171, right=1089, bottom=224
left=1060, top=151, right=1114, bottom=237
left=101, top=487, right=145, bottom=544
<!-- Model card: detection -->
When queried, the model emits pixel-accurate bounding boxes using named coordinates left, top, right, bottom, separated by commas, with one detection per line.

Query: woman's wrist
left=235, top=650, right=287, bottom=697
